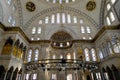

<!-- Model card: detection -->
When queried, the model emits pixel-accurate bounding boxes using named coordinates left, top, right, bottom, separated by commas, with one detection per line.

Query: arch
left=2, top=37, right=13, bottom=55
left=0, top=65, right=6, bottom=79
left=17, top=69, right=22, bottom=80
left=12, top=68, right=18, bottom=80
left=18, top=69, right=22, bottom=74
left=102, top=67, right=106, bottom=72
left=6, top=66, right=14, bottom=80
left=13, top=39, right=20, bottom=56
left=19, top=43, right=23, bottom=49
left=106, top=66, right=114, bottom=80
left=111, top=65, right=120, bottom=80
left=24, top=6, right=98, bottom=29
left=87, top=75, right=91, bottom=80
left=84, top=48, right=90, bottom=61
left=18, top=42, right=23, bottom=59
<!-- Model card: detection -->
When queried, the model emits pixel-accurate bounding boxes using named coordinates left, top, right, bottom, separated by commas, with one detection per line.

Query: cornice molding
left=0, top=22, right=119, bottom=44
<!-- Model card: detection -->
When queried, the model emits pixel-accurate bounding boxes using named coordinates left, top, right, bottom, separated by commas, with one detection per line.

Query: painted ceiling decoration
left=86, top=0, right=96, bottom=11
left=26, top=2, right=36, bottom=12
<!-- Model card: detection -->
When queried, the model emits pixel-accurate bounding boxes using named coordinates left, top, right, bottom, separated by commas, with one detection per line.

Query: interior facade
left=0, top=0, right=120, bottom=80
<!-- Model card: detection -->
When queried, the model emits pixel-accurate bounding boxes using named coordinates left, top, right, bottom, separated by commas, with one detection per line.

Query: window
left=67, top=53, right=71, bottom=59
left=39, top=20, right=42, bottom=24
left=67, top=74, right=72, bottom=80
left=60, top=55, right=63, bottom=59
left=53, top=0, right=56, bottom=3
left=67, top=14, right=71, bottom=23
left=110, top=11, right=115, bottom=22
left=51, top=74, right=57, bottom=80
left=57, top=13, right=60, bottom=23
left=60, top=43, right=63, bottom=47
left=99, top=50, right=103, bottom=59
left=107, top=3, right=111, bottom=11
left=25, top=74, right=30, bottom=80
left=45, top=16, right=49, bottom=24
left=32, top=27, right=36, bottom=34
left=31, top=37, right=34, bottom=40
left=12, top=5, right=16, bottom=11
left=53, top=55, right=56, bottom=59
left=89, top=37, right=92, bottom=40
left=104, top=72, right=109, bottom=80
left=105, top=0, right=116, bottom=25
left=7, top=0, right=12, bottom=5
left=107, top=42, right=113, bottom=54
left=62, top=13, right=66, bottom=23
left=34, top=49, right=39, bottom=61
left=96, top=73, right=102, bottom=80
left=37, top=27, right=41, bottom=34
left=111, top=0, right=116, bottom=4
left=28, top=49, right=32, bottom=62
left=37, top=37, right=40, bottom=40
left=51, top=14, right=55, bottom=23
left=106, top=17, right=111, bottom=25
left=33, top=74, right=37, bottom=80
left=84, top=48, right=90, bottom=61
left=91, top=48, right=97, bottom=61
left=8, top=16, right=12, bottom=23
left=67, top=42, right=70, bottom=46
left=81, top=26, right=85, bottom=33
left=86, top=26, right=91, bottom=33
left=83, top=37, right=86, bottom=40
left=80, top=19, right=83, bottom=24
left=73, top=16, right=77, bottom=23
left=12, top=20, right=16, bottom=26
left=111, top=36, right=120, bottom=53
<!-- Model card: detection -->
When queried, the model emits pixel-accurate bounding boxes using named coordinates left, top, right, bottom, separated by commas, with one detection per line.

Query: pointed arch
left=12, top=68, right=18, bottom=80
left=6, top=66, right=14, bottom=80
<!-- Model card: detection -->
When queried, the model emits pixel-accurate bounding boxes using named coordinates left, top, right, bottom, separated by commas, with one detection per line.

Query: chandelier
left=25, top=59, right=99, bottom=71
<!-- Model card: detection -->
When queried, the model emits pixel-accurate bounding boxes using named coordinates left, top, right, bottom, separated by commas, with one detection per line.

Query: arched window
left=67, top=14, right=71, bottom=23
left=28, top=49, right=32, bottom=62
left=25, top=74, right=30, bottom=80
left=105, top=0, right=117, bottom=25
left=111, top=36, right=120, bottom=53
left=34, top=49, right=39, bottom=61
left=32, top=27, right=36, bottom=34
left=67, top=53, right=71, bottom=59
left=32, top=73, right=37, bottom=80
left=51, top=14, right=55, bottom=23
left=81, top=26, right=85, bottom=33
left=84, top=48, right=90, bottom=61
left=7, top=0, right=12, bottom=5
left=62, top=13, right=66, bottom=23
left=51, top=74, right=57, bottom=80
left=91, top=48, right=97, bottom=61
left=98, top=49, right=103, bottom=59
left=56, top=13, right=60, bottom=23
left=67, top=74, right=72, bottom=80
left=37, top=27, right=41, bottom=34
left=73, top=16, right=77, bottom=23
left=53, top=55, right=56, bottom=59
left=86, top=26, right=91, bottom=33
left=107, top=41, right=113, bottom=54
left=45, top=16, right=49, bottom=24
